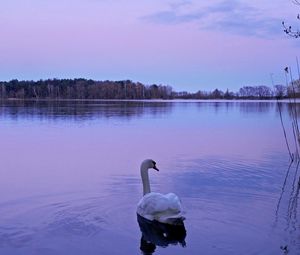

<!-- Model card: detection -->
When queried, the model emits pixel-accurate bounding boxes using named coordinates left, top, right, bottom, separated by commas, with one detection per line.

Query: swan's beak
left=153, top=166, right=159, bottom=171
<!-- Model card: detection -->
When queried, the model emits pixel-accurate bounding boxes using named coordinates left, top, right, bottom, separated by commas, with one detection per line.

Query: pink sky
left=0, top=0, right=299, bottom=92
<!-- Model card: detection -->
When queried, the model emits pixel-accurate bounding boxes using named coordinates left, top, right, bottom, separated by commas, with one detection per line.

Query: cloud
left=141, top=10, right=204, bottom=25
left=204, top=0, right=283, bottom=37
left=169, top=0, right=193, bottom=10
left=141, top=0, right=284, bottom=38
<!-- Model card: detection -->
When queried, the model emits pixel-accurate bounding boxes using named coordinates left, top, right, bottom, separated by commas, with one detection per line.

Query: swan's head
left=141, top=159, right=159, bottom=171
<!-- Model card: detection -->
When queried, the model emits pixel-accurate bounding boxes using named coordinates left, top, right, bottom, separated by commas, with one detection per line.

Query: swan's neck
left=141, top=165, right=151, bottom=195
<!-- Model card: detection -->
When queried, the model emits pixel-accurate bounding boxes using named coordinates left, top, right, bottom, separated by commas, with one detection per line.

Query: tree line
left=0, top=79, right=173, bottom=99
left=174, top=83, right=298, bottom=99
left=0, top=78, right=299, bottom=100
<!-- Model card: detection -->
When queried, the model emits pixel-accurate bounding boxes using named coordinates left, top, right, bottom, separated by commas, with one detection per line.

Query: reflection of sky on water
left=0, top=101, right=287, bottom=200
left=0, top=100, right=299, bottom=254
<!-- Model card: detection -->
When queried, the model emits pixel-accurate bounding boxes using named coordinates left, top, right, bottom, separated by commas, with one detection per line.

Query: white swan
left=137, top=159, right=185, bottom=225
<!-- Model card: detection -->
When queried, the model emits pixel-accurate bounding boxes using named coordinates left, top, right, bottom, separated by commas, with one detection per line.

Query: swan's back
left=137, top=192, right=184, bottom=224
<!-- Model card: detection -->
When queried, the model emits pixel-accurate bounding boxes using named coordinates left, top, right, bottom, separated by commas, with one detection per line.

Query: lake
left=0, top=100, right=299, bottom=255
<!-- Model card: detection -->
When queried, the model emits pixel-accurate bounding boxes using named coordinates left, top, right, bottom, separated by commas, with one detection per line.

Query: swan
left=137, top=159, right=185, bottom=225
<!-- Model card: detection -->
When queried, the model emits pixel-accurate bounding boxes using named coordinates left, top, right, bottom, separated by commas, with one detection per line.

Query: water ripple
left=0, top=192, right=127, bottom=249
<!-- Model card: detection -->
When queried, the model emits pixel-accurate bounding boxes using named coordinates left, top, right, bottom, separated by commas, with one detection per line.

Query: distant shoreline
left=1, top=98, right=298, bottom=103
left=0, top=78, right=296, bottom=100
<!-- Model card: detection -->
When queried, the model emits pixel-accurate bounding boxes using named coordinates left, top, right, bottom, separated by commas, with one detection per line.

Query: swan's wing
left=156, top=193, right=185, bottom=224
left=164, top=193, right=182, bottom=212
left=137, top=192, right=184, bottom=223
left=137, top=193, right=168, bottom=220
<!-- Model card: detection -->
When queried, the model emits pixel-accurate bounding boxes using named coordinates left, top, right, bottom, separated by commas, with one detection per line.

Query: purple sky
left=0, top=0, right=299, bottom=92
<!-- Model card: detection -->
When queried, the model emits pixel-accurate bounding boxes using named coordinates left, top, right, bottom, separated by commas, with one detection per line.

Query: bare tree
left=274, top=84, right=287, bottom=98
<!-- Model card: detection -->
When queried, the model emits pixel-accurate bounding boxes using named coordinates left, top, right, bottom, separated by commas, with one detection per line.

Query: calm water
left=0, top=100, right=299, bottom=255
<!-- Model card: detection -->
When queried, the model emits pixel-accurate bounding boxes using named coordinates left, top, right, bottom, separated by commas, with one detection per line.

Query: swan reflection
left=137, top=214, right=186, bottom=254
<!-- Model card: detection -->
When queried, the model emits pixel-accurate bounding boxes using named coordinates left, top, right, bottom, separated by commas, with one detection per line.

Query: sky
left=0, top=0, right=299, bottom=92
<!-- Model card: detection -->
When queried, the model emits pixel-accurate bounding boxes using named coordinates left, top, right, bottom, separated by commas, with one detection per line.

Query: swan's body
left=137, top=159, right=185, bottom=225
left=137, top=192, right=183, bottom=223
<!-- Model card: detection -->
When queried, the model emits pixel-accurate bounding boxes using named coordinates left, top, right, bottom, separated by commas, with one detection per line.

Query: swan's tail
left=164, top=217, right=185, bottom=225
left=156, top=212, right=186, bottom=225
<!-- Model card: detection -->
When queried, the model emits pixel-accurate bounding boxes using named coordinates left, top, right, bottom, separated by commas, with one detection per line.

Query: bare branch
left=282, top=1, right=300, bottom=38
left=292, top=0, right=300, bottom=5
left=282, top=21, right=300, bottom=38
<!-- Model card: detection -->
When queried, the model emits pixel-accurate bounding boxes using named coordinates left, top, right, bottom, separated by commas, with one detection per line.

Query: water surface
left=0, top=100, right=299, bottom=255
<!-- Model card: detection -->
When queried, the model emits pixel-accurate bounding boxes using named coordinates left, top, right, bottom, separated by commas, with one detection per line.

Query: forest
left=0, top=78, right=299, bottom=100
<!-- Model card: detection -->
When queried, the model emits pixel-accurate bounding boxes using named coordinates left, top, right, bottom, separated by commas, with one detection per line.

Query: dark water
left=0, top=100, right=299, bottom=255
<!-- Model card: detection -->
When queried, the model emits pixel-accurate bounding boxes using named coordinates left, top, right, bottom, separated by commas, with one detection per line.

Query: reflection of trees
left=0, top=100, right=173, bottom=121
left=195, top=101, right=235, bottom=114
left=275, top=102, right=300, bottom=119
left=283, top=102, right=300, bottom=119
left=238, top=102, right=273, bottom=114
left=196, top=101, right=276, bottom=115
left=137, top=214, right=186, bottom=255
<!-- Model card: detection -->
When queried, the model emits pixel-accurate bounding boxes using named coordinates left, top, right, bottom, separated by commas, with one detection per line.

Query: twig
left=287, top=161, right=300, bottom=221
left=296, top=57, right=300, bottom=80
left=277, top=101, right=294, bottom=161
left=289, top=67, right=300, bottom=152
left=274, top=160, right=294, bottom=226
left=292, top=122, right=299, bottom=160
